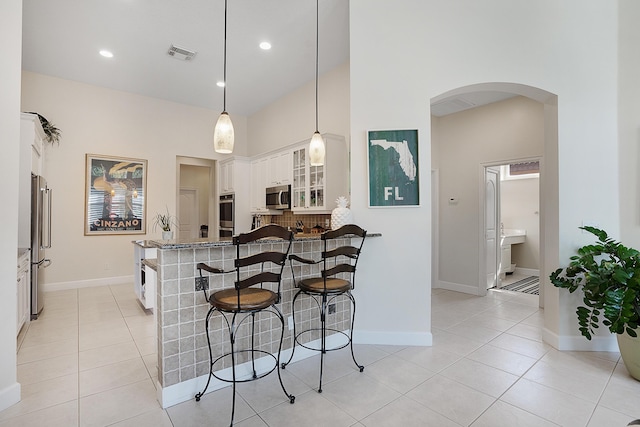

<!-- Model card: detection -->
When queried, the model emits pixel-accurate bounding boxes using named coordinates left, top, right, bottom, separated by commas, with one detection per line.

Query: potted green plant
left=26, top=112, right=61, bottom=144
left=550, top=226, right=640, bottom=380
left=152, top=207, right=177, bottom=240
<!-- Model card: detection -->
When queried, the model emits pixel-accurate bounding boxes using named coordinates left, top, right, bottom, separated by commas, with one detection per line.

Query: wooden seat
left=210, top=287, right=278, bottom=311
left=282, top=224, right=367, bottom=393
left=194, top=224, right=295, bottom=426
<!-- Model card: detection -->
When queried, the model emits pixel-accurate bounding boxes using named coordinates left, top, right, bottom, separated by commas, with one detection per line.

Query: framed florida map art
left=367, top=129, right=419, bottom=207
left=84, top=154, right=147, bottom=235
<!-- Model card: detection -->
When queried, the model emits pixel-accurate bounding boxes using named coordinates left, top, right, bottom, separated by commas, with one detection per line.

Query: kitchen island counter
left=152, top=229, right=379, bottom=408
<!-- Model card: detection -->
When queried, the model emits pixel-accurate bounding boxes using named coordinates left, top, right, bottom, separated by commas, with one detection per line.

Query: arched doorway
left=430, top=83, right=558, bottom=314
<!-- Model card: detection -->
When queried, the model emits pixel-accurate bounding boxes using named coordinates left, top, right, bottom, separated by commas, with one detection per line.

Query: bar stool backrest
left=320, top=224, right=367, bottom=290
left=233, top=224, right=294, bottom=305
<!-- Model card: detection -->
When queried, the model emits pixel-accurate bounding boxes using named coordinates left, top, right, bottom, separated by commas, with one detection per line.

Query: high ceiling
left=22, top=0, right=350, bottom=117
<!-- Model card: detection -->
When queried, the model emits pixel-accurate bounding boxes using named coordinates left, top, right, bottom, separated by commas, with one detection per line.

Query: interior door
left=179, top=188, right=199, bottom=239
left=484, top=167, right=500, bottom=291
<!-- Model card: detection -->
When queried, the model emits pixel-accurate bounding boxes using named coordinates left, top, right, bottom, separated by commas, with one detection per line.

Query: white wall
left=0, top=0, right=22, bottom=411
left=619, top=0, right=640, bottom=248
left=248, top=61, right=350, bottom=156
left=350, top=0, right=620, bottom=348
left=432, top=96, right=544, bottom=291
left=20, top=72, right=248, bottom=287
left=501, top=176, right=540, bottom=271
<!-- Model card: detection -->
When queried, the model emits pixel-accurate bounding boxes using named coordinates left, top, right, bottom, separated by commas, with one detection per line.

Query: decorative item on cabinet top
left=24, top=112, right=61, bottom=145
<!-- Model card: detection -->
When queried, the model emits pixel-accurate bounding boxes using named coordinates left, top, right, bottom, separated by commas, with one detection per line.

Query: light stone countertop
left=145, top=232, right=380, bottom=250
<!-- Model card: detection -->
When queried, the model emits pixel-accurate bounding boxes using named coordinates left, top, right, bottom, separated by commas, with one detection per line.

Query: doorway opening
left=483, top=159, right=541, bottom=298
left=176, top=156, right=216, bottom=240
left=430, top=82, right=558, bottom=312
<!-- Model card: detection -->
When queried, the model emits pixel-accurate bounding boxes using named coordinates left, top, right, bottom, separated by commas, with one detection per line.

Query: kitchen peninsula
left=140, top=231, right=379, bottom=408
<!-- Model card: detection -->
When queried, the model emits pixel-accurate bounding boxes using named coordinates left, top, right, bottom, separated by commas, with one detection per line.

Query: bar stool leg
left=281, top=290, right=302, bottom=369
left=250, top=312, right=257, bottom=379
left=195, top=307, right=216, bottom=402
left=273, top=305, right=295, bottom=404
left=318, top=294, right=327, bottom=393
left=229, top=312, right=238, bottom=427
left=348, top=292, right=364, bottom=372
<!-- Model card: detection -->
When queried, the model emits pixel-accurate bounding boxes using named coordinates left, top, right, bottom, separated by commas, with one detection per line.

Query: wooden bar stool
left=281, top=224, right=367, bottom=392
left=194, top=224, right=295, bottom=426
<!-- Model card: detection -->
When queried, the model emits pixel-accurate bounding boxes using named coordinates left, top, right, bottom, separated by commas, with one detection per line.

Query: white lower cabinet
left=17, top=250, right=30, bottom=335
left=133, top=242, right=157, bottom=310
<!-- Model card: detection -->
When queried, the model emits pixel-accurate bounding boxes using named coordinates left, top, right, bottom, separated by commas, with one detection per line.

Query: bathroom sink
left=501, top=229, right=526, bottom=245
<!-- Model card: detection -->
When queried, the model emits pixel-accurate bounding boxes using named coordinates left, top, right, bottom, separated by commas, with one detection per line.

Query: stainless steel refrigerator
left=31, top=174, right=52, bottom=319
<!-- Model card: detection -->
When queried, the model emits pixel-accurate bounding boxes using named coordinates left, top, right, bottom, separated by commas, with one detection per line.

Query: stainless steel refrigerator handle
left=45, top=187, right=52, bottom=249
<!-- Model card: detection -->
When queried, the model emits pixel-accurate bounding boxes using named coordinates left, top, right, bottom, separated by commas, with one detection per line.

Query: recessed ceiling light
left=259, top=41, right=271, bottom=50
left=99, top=50, right=114, bottom=58
left=217, top=81, right=225, bottom=88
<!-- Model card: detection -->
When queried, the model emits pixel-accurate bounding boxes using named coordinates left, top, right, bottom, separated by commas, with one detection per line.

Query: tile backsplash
left=262, top=211, right=331, bottom=233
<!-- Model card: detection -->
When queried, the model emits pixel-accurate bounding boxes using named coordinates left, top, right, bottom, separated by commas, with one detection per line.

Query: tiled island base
left=150, top=235, right=364, bottom=408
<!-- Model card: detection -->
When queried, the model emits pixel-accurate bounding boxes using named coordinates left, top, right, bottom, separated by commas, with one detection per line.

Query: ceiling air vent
left=167, top=44, right=197, bottom=61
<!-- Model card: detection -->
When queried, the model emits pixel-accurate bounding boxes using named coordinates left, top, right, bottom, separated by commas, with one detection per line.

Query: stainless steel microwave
left=266, top=185, right=291, bottom=210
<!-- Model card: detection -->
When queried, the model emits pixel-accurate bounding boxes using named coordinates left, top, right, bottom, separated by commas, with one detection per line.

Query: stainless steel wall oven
left=219, top=194, right=234, bottom=239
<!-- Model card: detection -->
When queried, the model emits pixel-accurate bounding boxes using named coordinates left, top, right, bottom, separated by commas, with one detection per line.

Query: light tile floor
left=2, top=283, right=639, bottom=426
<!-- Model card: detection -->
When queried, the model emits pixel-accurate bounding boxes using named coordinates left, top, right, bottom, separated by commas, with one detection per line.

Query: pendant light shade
left=309, top=0, right=325, bottom=166
left=309, top=131, right=325, bottom=166
left=214, top=0, right=234, bottom=154
left=213, top=111, right=234, bottom=153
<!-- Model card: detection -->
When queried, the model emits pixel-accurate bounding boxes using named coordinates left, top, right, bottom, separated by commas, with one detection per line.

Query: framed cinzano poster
left=84, top=154, right=147, bottom=235
left=367, top=129, right=419, bottom=207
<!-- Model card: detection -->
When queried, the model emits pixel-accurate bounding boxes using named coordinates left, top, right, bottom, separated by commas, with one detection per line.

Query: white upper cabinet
left=218, top=157, right=250, bottom=195
left=21, top=113, right=46, bottom=176
left=250, top=157, right=270, bottom=213
left=248, top=134, right=347, bottom=215
left=268, top=150, right=292, bottom=186
left=19, top=113, right=47, bottom=249
left=291, top=134, right=348, bottom=214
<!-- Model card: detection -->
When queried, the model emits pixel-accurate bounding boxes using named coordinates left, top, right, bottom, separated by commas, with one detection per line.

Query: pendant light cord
left=315, top=0, right=319, bottom=133
left=223, top=0, right=228, bottom=112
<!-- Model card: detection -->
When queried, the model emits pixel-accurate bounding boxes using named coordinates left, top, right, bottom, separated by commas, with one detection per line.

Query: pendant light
left=308, top=0, right=325, bottom=166
left=214, top=0, right=234, bottom=154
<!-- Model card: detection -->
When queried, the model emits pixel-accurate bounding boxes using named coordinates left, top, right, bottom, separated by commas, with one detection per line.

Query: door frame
left=480, top=165, right=500, bottom=296
left=176, top=156, right=216, bottom=240
left=478, top=156, right=543, bottom=302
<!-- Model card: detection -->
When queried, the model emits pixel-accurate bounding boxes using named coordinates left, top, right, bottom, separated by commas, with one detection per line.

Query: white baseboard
left=353, top=330, right=432, bottom=346
left=0, top=382, right=21, bottom=413
left=437, top=280, right=483, bottom=296
left=158, top=333, right=346, bottom=408
left=514, top=267, right=540, bottom=277
left=43, top=275, right=134, bottom=292
left=542, top=327, right=618, bottom=351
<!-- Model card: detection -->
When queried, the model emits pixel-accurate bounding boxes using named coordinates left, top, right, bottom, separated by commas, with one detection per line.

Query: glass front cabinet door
left=291, top=134, right=346, bottom=213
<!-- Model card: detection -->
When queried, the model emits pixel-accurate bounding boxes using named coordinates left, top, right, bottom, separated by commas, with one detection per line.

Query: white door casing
left=483, top=166, right=500, bottom=293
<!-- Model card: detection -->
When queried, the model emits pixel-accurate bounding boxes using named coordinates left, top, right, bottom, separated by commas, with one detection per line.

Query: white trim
left=43, top=275, right=134, bottom=292
left=0, top=382, right=21, bottom=412
left=158, top=332, right=346, bottom=408
left=513, top=267, right=539, bottom=277
left=353, top=330, right=432, bottom=346
left=437, top=280, right=484, bottom=296
left=431, top=169, right=439, bottom=294
left=542, top=327, right=618, bottom=352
